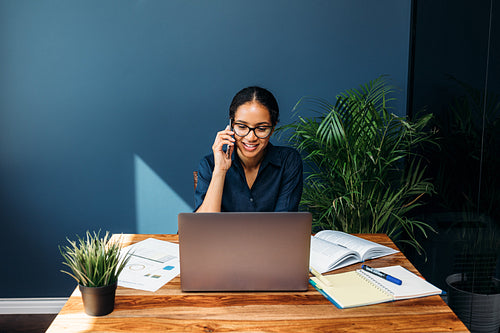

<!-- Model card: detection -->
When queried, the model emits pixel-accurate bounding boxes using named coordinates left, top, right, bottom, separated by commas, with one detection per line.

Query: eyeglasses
left=232, top=122, right=273, bottom=139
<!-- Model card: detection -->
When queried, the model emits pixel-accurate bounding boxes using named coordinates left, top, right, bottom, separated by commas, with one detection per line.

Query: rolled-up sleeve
left=193, top=156, right=213, bottom=212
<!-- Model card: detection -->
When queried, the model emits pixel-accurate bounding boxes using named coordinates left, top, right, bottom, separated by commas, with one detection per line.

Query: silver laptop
left=178, top=212, right=312, bottom=291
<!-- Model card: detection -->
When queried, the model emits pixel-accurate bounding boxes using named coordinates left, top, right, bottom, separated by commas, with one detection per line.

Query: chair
left=193, top=171, right=199, bottom=209
left=193, top=171, right=198, bottom=191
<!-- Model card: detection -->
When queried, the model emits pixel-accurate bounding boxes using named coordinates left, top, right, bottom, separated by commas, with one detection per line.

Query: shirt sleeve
left=193, top=155, right=214, bottom=212
left=274, top=148, right=303, bottom=212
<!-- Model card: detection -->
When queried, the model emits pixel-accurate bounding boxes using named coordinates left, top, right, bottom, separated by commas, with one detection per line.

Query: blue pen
left=361, top=265, right=402, bottom=285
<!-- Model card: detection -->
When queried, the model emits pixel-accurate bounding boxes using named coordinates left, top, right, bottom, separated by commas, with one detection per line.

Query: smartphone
left=226, top=119, right=232, bottom=158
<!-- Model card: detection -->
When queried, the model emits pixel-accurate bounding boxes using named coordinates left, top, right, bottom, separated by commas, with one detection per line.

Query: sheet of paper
left=118, top=238, right=180, bottom=292
left=357, top=265, right=442, bottom=300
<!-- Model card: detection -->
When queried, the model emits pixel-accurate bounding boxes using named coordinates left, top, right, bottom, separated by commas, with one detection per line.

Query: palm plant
left=60, top=230, right=131, bottom=287
left=278, top=76, right=436, bottom=252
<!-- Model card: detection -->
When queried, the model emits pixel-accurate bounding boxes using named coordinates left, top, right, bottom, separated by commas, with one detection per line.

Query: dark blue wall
left=0, top=0, right=411, bottom=297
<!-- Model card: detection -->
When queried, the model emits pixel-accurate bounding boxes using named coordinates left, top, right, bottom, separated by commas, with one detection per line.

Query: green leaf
left=59, top=230, right=131, bottom=287
left=278, top=76, right=437, bottom=252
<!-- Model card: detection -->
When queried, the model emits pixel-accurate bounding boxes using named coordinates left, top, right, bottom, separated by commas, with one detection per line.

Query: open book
left=310, top=265, right=442, bottom=308
left=310, top=230, right=398, bottom=273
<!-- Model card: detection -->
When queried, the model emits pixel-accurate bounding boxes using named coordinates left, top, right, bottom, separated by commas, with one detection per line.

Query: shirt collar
left=260, top=143, right=282, bottom=168
left=233, top=142, right=282, bottom=170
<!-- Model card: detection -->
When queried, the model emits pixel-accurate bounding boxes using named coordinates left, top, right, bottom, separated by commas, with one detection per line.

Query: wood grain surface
left=46, top=234, right=468, bottom=332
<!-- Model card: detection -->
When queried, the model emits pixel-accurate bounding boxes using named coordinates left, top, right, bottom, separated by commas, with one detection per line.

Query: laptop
left=178, top=212, right=312, bottom=291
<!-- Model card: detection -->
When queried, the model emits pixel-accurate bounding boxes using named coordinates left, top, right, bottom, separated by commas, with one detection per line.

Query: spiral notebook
left=310, top=265, right=442, bottom=308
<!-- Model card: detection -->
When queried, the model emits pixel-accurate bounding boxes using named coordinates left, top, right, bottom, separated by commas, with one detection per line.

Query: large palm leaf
left=278, top=76, right=436, bottom=252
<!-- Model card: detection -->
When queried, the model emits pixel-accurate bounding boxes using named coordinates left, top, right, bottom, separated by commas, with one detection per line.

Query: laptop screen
left=178, top=212, right=312, bottom=291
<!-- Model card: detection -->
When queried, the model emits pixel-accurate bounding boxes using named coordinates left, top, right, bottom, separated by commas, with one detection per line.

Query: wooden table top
left=47, top=234, right=468, bottom=332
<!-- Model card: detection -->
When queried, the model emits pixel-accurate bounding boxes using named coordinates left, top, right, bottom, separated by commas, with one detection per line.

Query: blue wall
left=0, top=0, right=411, bottom=297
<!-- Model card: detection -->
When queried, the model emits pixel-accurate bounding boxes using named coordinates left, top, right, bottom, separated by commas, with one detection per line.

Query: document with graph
left=118, top=238, right=180, bottom=292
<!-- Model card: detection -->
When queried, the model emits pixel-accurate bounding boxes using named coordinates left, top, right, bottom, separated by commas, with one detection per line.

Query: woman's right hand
left=212, top=125, right=235, bottom=172
left=196, top=125, right=234, bottom=212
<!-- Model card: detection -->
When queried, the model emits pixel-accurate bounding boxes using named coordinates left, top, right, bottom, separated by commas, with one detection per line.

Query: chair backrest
left=192, top=171, right=198, bottom=209
left=193, top=171, right=198, bottom=191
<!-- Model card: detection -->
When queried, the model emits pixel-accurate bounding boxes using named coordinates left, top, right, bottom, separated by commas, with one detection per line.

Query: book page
left=356, top=266, right=442, bottom=300
left=315, top=230, right=398, bottom=260
left=310, top=236, right=361, bottom=273
left=312, top=271, right=393, bottom=308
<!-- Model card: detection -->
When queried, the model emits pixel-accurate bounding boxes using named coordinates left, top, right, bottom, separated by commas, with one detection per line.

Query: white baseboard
left=0, top=298, right=68, bottom=314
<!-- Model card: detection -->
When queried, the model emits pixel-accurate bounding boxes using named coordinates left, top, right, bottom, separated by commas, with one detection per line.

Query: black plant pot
left=446, top=273, right=500, bottom=333
left=79, top=282, right=117, bottom=316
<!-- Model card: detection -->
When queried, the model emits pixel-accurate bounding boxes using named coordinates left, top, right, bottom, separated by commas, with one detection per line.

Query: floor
left=0, top=314, right=56, bottom=333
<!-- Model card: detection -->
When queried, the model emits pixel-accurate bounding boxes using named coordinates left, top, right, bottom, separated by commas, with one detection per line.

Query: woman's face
left=233, top=101, right=273, bottom=163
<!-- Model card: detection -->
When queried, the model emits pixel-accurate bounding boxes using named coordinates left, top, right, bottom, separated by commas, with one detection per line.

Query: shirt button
left=250, top=198, right=254, bottom=202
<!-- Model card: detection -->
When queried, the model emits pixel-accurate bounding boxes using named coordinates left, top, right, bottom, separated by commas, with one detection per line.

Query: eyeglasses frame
left=231, top=122, right=274, bottom=139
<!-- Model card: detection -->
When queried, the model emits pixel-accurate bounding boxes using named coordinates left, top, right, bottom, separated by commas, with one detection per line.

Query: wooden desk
left=47, top=234, right=468, bottom=332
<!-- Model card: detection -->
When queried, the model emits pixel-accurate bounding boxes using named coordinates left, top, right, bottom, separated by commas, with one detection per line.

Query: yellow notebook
left=310, top=265, right=442, bottom=308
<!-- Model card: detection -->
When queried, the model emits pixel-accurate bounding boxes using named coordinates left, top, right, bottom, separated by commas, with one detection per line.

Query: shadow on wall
left=134, top=154, right=192, bottom=234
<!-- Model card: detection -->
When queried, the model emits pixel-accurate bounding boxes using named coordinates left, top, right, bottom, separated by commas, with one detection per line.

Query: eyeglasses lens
left=233, top=124, right=272, bottom=138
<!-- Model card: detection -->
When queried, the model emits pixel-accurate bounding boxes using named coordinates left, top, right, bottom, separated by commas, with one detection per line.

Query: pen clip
left=362, top=265, right=402, bottom=285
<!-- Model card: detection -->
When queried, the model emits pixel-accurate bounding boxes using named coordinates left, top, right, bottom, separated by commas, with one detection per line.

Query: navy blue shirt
left=194, top=143, right=303, bottom=212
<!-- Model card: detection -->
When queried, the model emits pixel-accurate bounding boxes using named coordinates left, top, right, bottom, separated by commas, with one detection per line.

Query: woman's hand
left=212, top=125, right=235, bottom=173
left=196, top=125, right=234, bottom=213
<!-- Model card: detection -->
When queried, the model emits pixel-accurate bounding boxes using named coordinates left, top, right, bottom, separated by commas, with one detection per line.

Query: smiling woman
left=194, top=86, right=303, bottom=212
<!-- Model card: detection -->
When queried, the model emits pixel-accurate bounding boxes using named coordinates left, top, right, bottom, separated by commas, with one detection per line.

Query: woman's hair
left=229, top=86, right=280, bottom=126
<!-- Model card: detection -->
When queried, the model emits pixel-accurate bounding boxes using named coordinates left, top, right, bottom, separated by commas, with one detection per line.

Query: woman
left=194, top=86, right=303, bottom=212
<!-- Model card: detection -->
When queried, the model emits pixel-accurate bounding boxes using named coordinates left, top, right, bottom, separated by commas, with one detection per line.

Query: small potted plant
left=59, top=230, right=131, bottom=316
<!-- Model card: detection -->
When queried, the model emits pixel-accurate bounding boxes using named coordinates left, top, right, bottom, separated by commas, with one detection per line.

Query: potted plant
left=427, top=78, right=500, bottom=333
left=59, top=230, right=131, bottom=316
left=445, top=214, right=500, bottom=333
left=278, top=76, right=436, bottom=252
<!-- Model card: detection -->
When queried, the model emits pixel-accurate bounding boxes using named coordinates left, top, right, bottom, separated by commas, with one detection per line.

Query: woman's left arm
left=274, top=149, right=303, bottom=212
